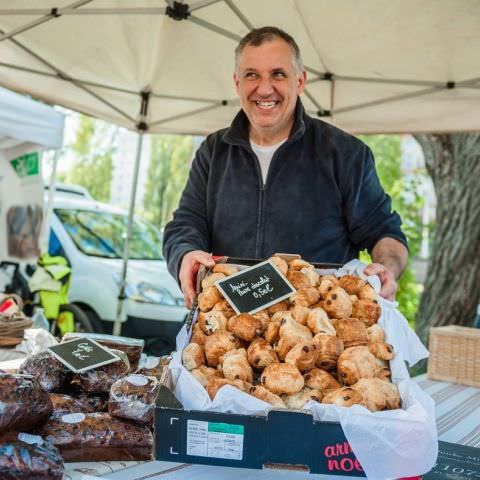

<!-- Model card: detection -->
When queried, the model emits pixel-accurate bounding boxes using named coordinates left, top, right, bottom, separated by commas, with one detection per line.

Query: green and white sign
left=186, top=420, right=244, bottom=460
left=10, top=152, right=40, bottom=178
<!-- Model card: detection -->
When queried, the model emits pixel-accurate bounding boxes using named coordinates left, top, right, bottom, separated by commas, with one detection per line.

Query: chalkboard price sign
left=215, top=260, right=296, bottom=315
left=48, top=338, right=120, bottom=373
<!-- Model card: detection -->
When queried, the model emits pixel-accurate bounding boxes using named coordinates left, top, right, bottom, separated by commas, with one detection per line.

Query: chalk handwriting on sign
left=215, top=260, right=295, bottom=315
left=71, top=342, right=94, bottom=360
left=48, top=338, right=120, bottom=373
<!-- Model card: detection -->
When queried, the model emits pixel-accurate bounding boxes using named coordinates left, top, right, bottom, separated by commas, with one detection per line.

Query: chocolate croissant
left=260, top=363, right=304, bottom=396
left=198, top=286, right=222, bottom=312
left=287, top=270, right=311, bottom=290
left=284, top=341, right=318, bottom=372
left=201, top=272, right=226, bottom=290
left=353, top=378, right=401, bottom=411
left=337, top=346, right=381, bottom=385
left=307, top=307, right=336, bottom=335
left=291, top=287, right=321, bottom=307
left=338, top=275, right=366, bottom=295
left=322, top=387, right=364, bottom=408
left=204, top=331, right=241, bottom=367
left=313, top=334, right=344, bottom=371
left=323, top=287, right=352, bottom=319
left=227, top=313, right=263, bottom=342
left=333, top=318, right=368, bottom=348
left=269, top=256, right=288, bottom=276
left=219, top=348, right=253, bottom=383
left=247, top=338, right=278, bottom=370
left=198, top=310, right=228, bottom=335
left=182, top=342, right=205, bottom=370
left=212, top=264, right=239, bottom=276
left=304, top=367, right=341, bottom=393
left=352, top=299, right=381, bottom=327
left=283, top=387, right=322, bottom=410
left=190, top=365, right=221, bottom=386
left=249, top=385, right=285, bottom=408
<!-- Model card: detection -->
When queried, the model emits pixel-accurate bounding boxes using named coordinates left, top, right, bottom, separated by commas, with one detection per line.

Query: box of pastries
left=156, top=255, right=437, bottom=479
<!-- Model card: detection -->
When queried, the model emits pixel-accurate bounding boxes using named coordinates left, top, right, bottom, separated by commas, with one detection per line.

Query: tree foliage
left=358, top=134, right=425, bottom=326
left=63, top=115, right=117, bottom=202
left=142, top=135, right=194, bottom=228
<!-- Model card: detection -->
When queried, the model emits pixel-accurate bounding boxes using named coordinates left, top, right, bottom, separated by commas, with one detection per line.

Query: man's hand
left=363, top=263, right=397, bottom=300
left=179, top=250, right=215, bottom=308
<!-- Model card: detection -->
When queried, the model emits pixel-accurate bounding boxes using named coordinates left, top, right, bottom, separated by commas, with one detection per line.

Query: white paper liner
left=169, top=260, right=437, bottom=479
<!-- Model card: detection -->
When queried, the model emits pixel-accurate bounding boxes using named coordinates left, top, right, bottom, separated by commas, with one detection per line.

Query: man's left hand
left=363, top=263, right=397, bottom=300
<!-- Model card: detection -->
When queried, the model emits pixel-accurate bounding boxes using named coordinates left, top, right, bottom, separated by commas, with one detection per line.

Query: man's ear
left=297, top=70, right=307, bottom=94
left=233, top=71, right=240, bottom=94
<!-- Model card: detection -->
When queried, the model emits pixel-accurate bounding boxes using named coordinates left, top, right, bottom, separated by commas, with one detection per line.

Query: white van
left=47, top=186, right=187, bottom=354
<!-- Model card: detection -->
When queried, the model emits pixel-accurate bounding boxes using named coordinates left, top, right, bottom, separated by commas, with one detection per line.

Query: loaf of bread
left=0, top=431, right=64, bottom=480
left=108, top=374, right=160, bottom=425
left=71, top=349, right=130, bottom=394
left=0, top=373, right=53, bottom=432
left=19, top=350, right=71, bottom=392
left=39, top=412, right=153, bottom=461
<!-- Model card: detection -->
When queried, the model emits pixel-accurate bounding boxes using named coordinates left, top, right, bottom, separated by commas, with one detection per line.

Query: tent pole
left=41, top=148, right=60, bottom=253
left=113, top=130, right=144, bottom=336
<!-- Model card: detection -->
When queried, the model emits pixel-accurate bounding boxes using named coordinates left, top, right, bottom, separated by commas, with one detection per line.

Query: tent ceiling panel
left=0, top=0, right=478, bottom=134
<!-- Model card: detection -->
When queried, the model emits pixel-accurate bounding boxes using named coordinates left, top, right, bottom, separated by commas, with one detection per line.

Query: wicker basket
left=427, top=325, right=480, bottom=387
left=0, top=294, right=32, bottom=338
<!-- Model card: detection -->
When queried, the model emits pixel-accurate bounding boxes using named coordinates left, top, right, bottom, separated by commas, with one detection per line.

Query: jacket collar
left=223, top=98, right=307, bottom=147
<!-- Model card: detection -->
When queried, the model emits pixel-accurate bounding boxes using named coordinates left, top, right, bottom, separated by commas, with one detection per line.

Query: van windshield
left=55, top=209, right=163, bottom=260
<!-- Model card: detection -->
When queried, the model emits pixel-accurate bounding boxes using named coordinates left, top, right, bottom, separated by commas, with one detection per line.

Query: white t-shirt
left=250, top=138, right=287, bottom=184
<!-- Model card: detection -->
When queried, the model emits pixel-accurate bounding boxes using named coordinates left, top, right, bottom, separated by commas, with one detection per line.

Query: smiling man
left=163, top=27, right=408, bottom=307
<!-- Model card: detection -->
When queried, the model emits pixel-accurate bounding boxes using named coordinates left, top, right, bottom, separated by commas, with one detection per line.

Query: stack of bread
left=182, top=256, right=401, bottom=413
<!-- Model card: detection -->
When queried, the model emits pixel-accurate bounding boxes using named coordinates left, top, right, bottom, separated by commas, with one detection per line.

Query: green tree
left=64, top=115, right=116, bottom=202
left=143, top=135, right=194, bottom=228
left=358, top=135, right=425, bottom=326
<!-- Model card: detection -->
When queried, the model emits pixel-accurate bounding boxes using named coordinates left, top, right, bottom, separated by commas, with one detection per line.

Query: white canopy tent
left=0, top=85, right=65, bottom=261
left=1, top=0, right=478, bottom=333
left=0, top=0, right=479, bottom=135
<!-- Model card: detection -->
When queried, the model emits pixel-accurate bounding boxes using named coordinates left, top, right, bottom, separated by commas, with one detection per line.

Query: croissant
left=289, top=305, right=310, bottom=325
left=190, top=323, right=207, bottom=346
left=261, top=363, right=304, bottom=395
left=307, top=307, right=336, bottom=335
left=204, top=331, right=241, bottom=367
left=249, top=385, right=285, bottom=408
left=269, top=256, right=288, bottom=276
left=368, top=342, right=394, bottom=361
left=300, top=267, right=319, bottom=287
left=333, top=318, right=368, bottom=348
left=352, top=299, right=381, bottom=327
left=284, top=341, right=318, bottom=372
left=212, top=264, right=239, bottom=276
left=304, top=367, right=340, bottom=393
left=338, top=275, right=366, bottom=295
left=198, top=286, right=222, bottom=312
left=367, top=324, right=385, bottom=344
left=291, top=287, right=321, bottom=307
left=191, top=365, right=222, bottom=386
left=247, top=337, right=278, bottom=370
left=219, top=348, right=253, bottom=383
left=201, top=272, right=226, bottom=290
left=287, top=270, right=311, bottom=290
left=337, top=346, right=380, bottom=385
left=353, top=378, right=401, bottom=411
left=212, top=299, right=236, bottom=318
left=182, top=342, right=205, bottom=370
left=322, top=387, right=364, bottom=408
left=323, top=287, right=352, bottom=319
left=313, top=334, right=344, bottom=371
left=198, top=310, right=227, bottom=335
left=227, top=313, right=263, bottom=342
left=283, top=387, right=322, bottom=410
left=205, top=377, right=250, bottom=400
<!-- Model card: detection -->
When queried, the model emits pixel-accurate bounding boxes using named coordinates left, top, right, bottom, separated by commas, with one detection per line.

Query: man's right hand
left=179, top=250, right=215, bottom=309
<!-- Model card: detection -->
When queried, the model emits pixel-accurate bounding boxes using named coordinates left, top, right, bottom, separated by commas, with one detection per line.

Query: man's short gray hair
left=234, top=26, right=304, bottom=76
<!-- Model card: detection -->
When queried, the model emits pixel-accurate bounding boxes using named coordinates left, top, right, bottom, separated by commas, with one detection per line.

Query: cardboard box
left=428, top=325, right=480, bottom=387
left=155, top=385, right=365, bottom=477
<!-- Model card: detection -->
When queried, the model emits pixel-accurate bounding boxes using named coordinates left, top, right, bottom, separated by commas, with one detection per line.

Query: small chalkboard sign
left=423, top=441, right=480, bottom=479
left=215, top=260, right=295, bottom=315
left=48, top=338, right=120, bottom=373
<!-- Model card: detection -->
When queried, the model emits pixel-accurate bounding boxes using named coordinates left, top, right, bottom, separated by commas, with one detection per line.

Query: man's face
left=234, top=38, right=306, bottom=143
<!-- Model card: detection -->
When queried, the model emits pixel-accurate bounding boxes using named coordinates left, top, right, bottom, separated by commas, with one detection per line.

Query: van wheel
left=84, top=309, right=104, bottom=333
left=59, top=303, right=94, bottom=334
